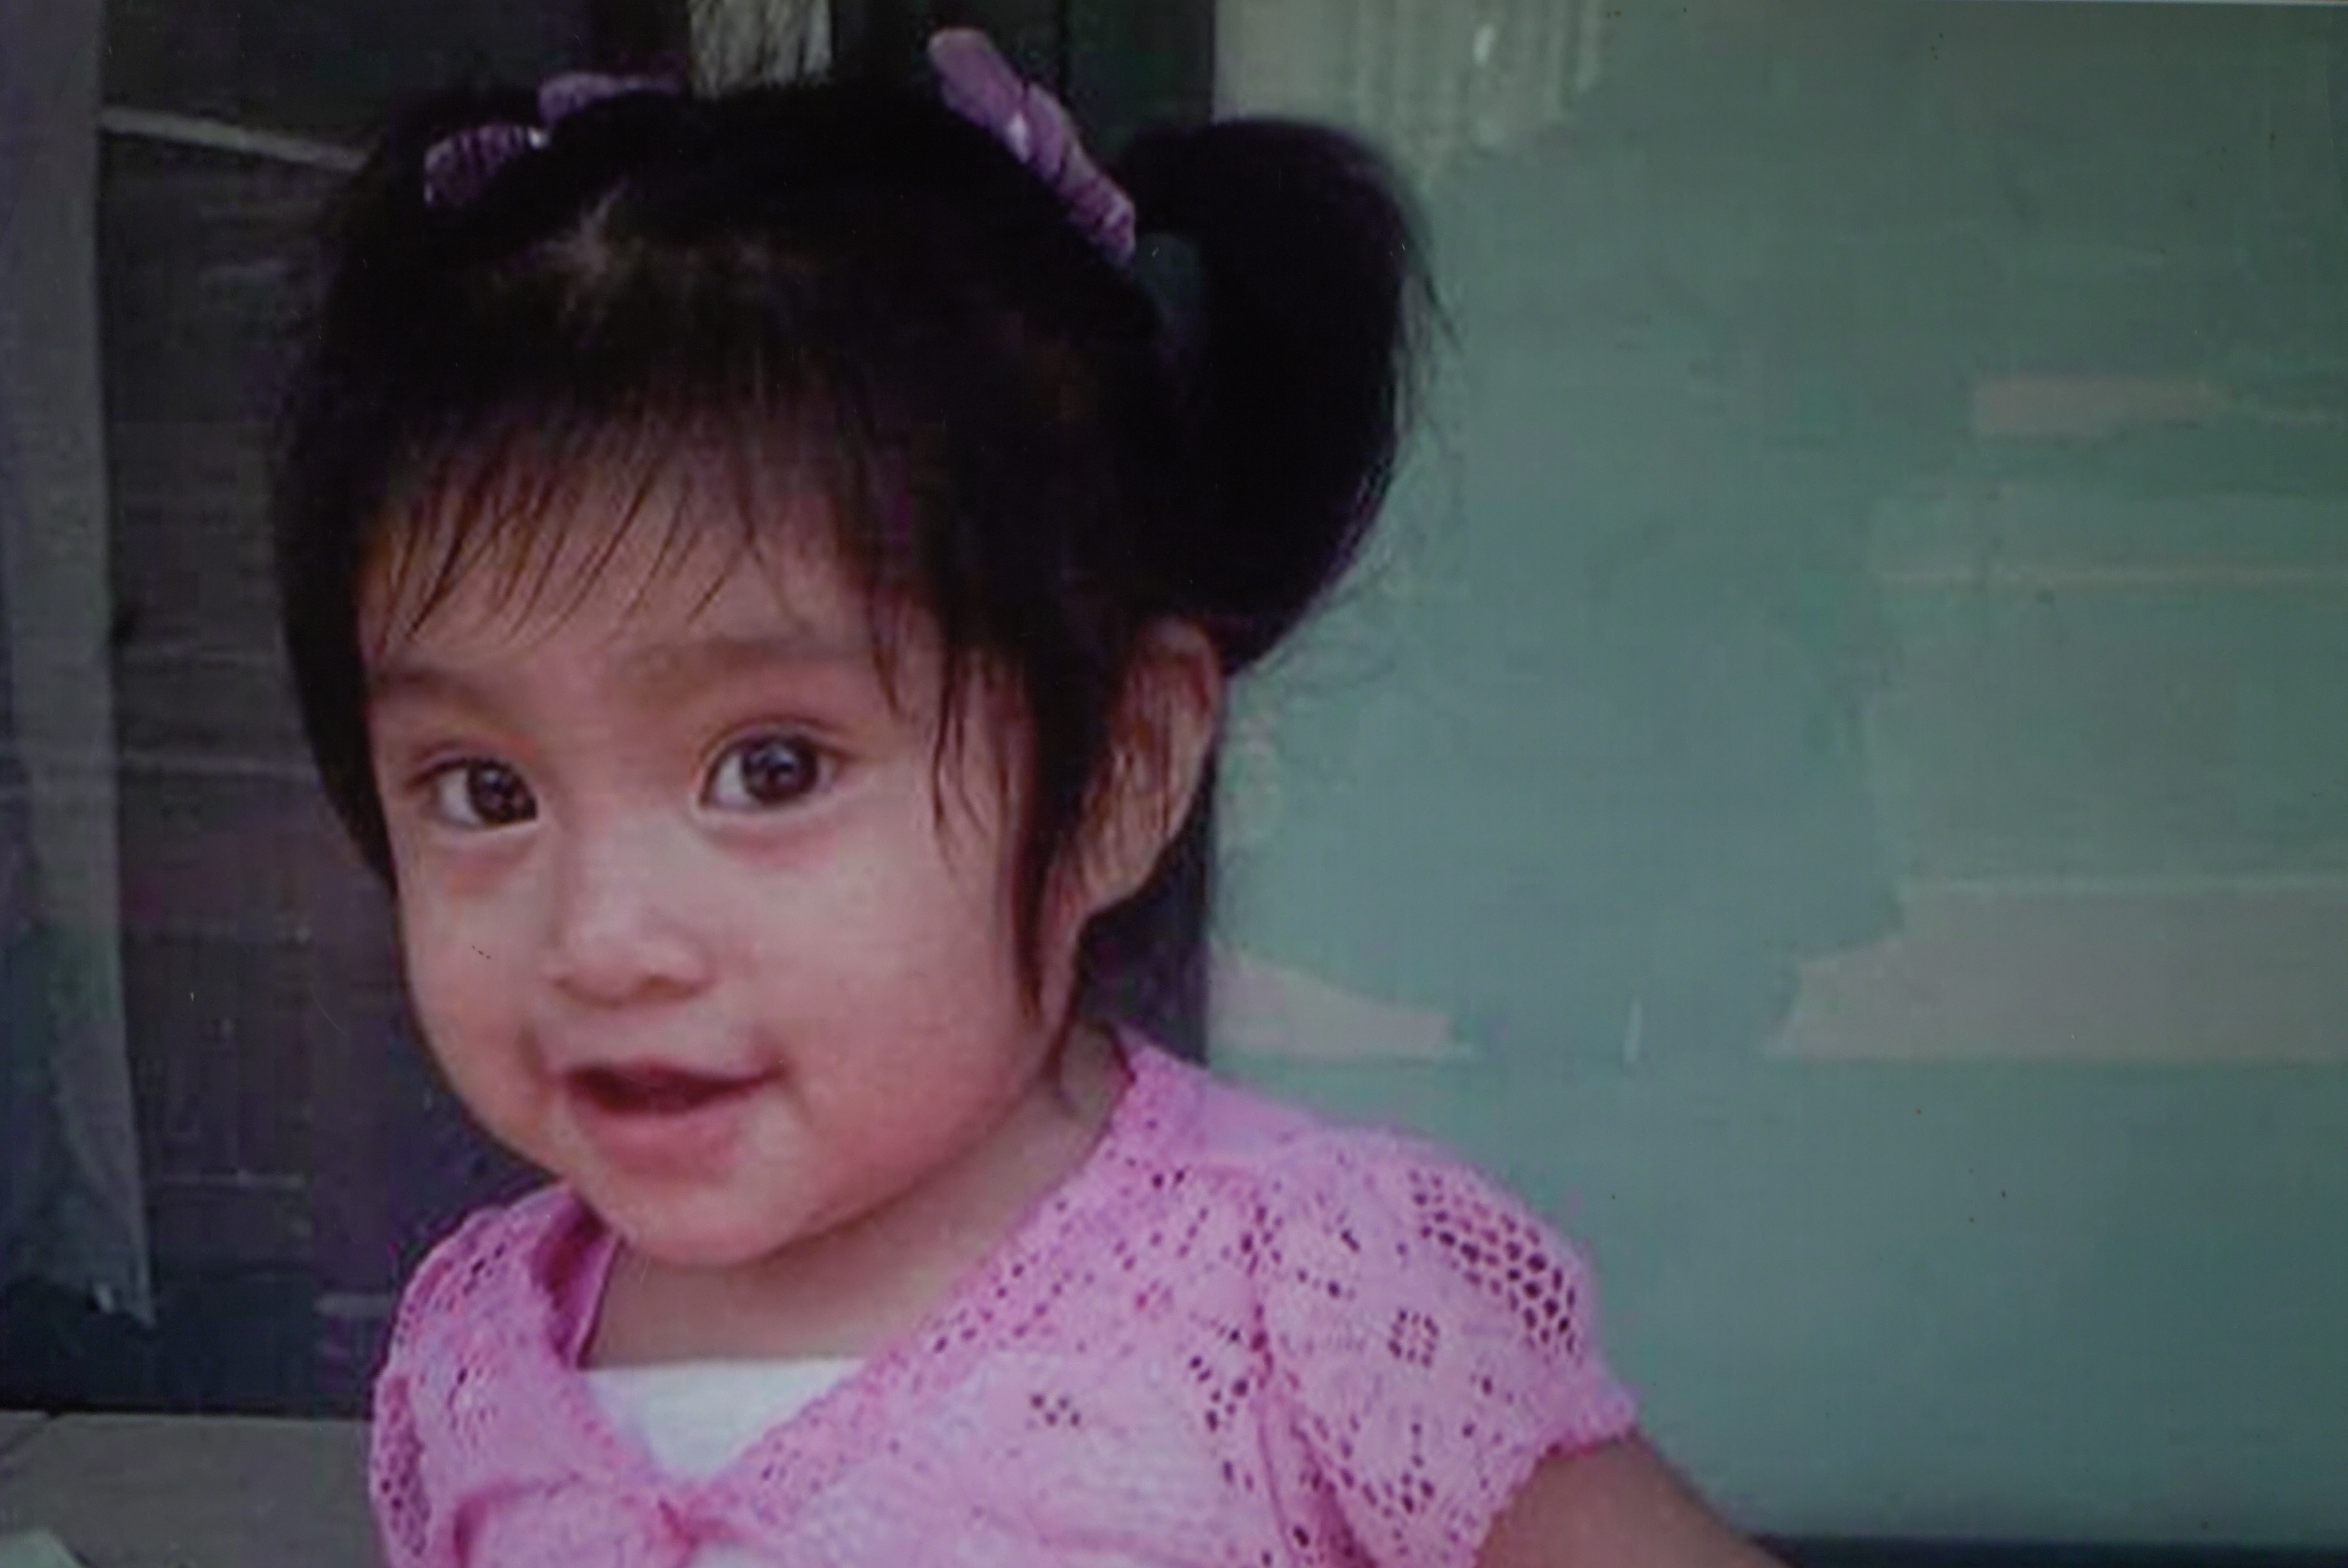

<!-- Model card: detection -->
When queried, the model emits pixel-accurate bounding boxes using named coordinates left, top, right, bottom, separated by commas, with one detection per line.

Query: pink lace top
left=369, top=1041, right=1639, bottom=1567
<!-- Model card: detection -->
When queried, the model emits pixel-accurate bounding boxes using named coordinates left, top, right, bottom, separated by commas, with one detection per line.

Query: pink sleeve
left=369, top=1355, right=438, bottom=1568
left=1261, top=1141, right=1640, bottom=1568
left=367, top=1211, right=502, bottom=1568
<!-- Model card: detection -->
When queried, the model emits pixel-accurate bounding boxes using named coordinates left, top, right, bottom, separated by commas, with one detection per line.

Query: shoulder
left=373, top=1185, right=585, bottom=1426
left=382, top=1185, right=581, bottom=1353
left=1159, top=1051, right=1602, bottom=1348
left=1249, top=1111, right=1613, bottom=1388
left=369, top=1187, right=583, bottom=1568
left=1134, top=1054, right=1639, bottom=1567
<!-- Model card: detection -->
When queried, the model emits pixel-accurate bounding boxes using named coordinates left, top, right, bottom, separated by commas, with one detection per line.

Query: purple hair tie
left=928, top=29, right=1137, bottom=264
left=421, top=45, right=1136, bottom=266
left=422, top=71, right=678, bottom=209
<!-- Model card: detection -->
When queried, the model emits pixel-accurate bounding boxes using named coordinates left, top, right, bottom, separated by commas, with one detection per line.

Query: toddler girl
left=275, top=30, right=1775, bottom=1568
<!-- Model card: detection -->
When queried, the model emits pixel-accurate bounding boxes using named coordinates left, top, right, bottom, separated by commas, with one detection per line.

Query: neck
left=586, top=1019, right=1127, bottom=1367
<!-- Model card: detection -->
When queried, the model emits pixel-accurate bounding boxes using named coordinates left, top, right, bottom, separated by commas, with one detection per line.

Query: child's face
left=360, top=483, right=1083, bottom=1271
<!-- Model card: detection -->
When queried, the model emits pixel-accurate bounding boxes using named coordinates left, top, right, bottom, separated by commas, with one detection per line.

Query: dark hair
left=275, top=69, right=1427, bottom=1033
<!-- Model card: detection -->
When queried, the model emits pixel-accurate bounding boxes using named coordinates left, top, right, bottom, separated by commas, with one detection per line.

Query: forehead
left=358, top=459, right=894, bottom=672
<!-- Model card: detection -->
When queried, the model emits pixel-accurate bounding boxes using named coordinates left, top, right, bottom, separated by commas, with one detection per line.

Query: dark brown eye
left=429, top=760, right=535, bottom=829
left=706, top=734, right=824, bottom=811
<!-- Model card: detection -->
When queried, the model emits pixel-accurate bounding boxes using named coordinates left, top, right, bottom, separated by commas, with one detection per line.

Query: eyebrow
left=366, top=629, right=872, bottom=714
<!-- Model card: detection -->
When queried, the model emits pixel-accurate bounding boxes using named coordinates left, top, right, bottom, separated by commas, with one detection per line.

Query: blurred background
left=1, top=0, right=2343, bottom=1550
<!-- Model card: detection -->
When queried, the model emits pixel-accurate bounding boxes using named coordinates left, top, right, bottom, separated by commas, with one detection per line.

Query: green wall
left=1212, top=0, right=2348, bottom=1544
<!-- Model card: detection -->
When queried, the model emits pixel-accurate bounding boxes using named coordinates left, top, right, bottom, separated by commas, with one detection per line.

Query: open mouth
left=569, top=1064, right=768, bottom=1117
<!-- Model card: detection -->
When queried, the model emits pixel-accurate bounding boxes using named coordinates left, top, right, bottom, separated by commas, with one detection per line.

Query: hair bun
left=1116, top=118, right=1429, bottom=672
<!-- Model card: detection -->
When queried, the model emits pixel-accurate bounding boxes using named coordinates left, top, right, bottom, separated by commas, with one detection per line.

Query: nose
left=539, top=813, right=715, bottom=1007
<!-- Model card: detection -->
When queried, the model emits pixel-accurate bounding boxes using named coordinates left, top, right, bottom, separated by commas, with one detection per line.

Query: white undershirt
left=588, top=1358, right=861, bottom=1565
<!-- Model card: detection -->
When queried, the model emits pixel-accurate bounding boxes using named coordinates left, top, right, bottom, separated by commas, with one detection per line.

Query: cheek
left=395, top=877, right=524, bottom=1039
left=826, top=766, right=1021, bottom=933
left=394, top=906, right=553, bottom=1149
left=755, top=801, right=1033, bottom=1023
left=773, top=848, right=1008, bottom=999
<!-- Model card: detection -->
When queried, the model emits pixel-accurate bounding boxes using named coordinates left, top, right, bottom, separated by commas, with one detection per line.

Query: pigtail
left=1113, top=120, right=1431, bottom=673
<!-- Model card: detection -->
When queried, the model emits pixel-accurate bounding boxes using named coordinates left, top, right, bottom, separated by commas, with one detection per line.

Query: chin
left=590, top=1183, right=815, bottom=1272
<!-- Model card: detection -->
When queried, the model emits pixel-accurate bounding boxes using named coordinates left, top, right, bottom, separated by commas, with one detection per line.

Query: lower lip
left=564, top=1072, right=773, bottom=1177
